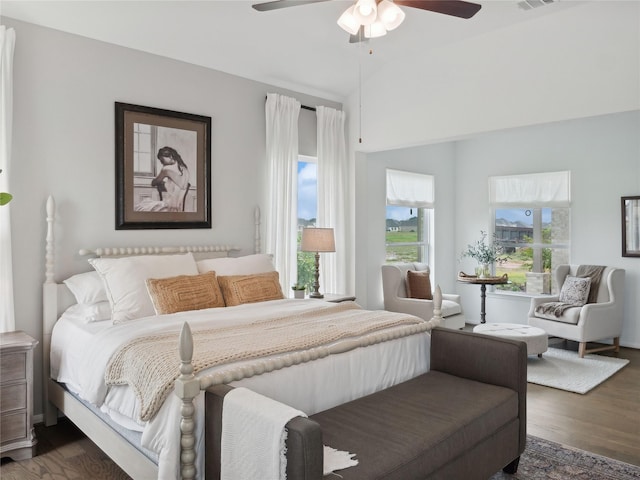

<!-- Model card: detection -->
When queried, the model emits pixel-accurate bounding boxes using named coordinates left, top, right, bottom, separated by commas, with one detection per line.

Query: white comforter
left=51, top=299, right=431, bottom=479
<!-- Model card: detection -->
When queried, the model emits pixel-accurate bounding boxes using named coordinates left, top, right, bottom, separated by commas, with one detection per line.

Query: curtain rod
left=265, top=96, right=316, bottom=112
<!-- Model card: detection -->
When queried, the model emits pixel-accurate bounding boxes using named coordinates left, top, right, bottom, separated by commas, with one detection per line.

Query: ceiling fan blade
left=394, top=0, right=482, bottom=19
left=252, top=0, right=332, bottom=12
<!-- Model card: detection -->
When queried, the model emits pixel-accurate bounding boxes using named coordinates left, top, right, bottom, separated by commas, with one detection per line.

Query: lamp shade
left=301, top=228, right=335, bottom=253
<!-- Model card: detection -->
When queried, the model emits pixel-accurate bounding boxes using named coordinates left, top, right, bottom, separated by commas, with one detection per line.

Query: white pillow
left=89, top=253, right=199, bottom=323
left=63, top=271, right=108, bottom=304
left=196, top=253, right=275, bottom=276
left=558, top=276, right=591, bottom=306
left=63, top=302, right=112, bottom=324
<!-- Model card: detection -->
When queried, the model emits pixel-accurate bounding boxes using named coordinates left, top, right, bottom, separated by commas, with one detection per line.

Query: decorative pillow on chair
left=558, top=276, right=591, bottom=306
left=406, top=270, right=433, bottom=300
left=146, top=272, right=225, bottom=315
left=217, top=271, right=284, bottom=306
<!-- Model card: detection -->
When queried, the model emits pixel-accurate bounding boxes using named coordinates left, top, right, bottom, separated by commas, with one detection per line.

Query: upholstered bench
left=205, top=328, right=527, bottom=480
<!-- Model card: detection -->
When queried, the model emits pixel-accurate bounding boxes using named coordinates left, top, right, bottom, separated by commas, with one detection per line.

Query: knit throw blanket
left=105, top=302, right=425, bottom=421
left=535, top=265, right=605, bottom=318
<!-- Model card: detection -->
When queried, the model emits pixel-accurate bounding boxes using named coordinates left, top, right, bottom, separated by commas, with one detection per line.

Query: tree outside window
left=296, top=158, right=317, bottom=291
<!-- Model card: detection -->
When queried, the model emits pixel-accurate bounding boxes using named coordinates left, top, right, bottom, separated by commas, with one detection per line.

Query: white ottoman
left=473, top=323, right=548, bottom=357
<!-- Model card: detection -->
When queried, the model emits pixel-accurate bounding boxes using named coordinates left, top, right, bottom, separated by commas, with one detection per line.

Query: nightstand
left=317, top=293, right=356, bottom=303
left=1, top=331, right=38, bottom=460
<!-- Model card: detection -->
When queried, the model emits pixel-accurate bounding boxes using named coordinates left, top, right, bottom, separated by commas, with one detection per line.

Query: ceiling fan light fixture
left=364, top=20, right=387, bottom=38
left=377, top=0, right=405, bottom=31
left=337, top=5, right=361, bottom=35
left=353, top=0, right=378, bottom=25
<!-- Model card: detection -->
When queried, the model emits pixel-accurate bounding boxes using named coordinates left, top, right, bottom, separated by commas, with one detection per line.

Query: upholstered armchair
left=381, top=263, right=465, bottom=329
left=528, top=264, right=625, bottom=358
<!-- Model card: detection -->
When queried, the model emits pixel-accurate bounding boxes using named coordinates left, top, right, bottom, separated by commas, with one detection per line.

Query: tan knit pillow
left=217, top=271, right=284, bottom=307
left=406, top=270, right=433, bottom=300
left=146, top=271, right=225, bottom=315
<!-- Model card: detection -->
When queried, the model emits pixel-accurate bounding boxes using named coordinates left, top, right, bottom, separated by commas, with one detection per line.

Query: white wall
left=4, top=18, right=341, bottom=417
left=455, top=111, right=640, bottom=348
left=357, top=111, right=640, bottom=350
left=345, top=1, right=639, bottom=153
left=355, top=143, right=458, bottom=309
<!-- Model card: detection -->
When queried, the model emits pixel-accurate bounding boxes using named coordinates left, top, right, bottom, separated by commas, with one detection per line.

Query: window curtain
left=0, top=26, right=15, bottom=333
left=265, top=93, right=301, bottom=291
left=386, top=169, right=434, bottom=208
left=316, top=106, right=348, bottom=294
left=489, top=171, right=571, bottom=207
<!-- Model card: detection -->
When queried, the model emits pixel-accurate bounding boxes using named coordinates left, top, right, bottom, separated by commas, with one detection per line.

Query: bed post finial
left=45, top=196, right=56, bottom=284
left=175, top=322, right=199, bottom=480
left=429, top=285, right=443, bottom=329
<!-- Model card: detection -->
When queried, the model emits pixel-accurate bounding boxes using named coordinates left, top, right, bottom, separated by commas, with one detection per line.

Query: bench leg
left=503, top=456, right=520, bottom=474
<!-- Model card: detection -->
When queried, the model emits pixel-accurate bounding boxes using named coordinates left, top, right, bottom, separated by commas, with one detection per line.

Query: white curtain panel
left=317, top=106, right=348, bottom=295
left=0, top=26, right=15, bottom=333
left=265, top=93, right=301, bottom=292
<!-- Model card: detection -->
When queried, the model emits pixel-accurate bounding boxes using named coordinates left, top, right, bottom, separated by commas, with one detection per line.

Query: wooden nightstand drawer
left=1, top=411, right=28, bottom=443
left=0, top=331, right=38, bottom=460
left=0, top=352, right=27, bottom=383
left=1, top=383, right=27, bottom=413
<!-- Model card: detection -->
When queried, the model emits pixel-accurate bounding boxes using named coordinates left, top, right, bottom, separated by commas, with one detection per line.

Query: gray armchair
left=382, top=263, right=465, bottom=329
left=528, top=264, right=625, bottom=358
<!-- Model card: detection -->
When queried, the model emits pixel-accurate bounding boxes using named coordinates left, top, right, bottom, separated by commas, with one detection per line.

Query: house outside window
left=385, top=169, right=434, bottom=265
left=489, top=171, right=571, bottom=294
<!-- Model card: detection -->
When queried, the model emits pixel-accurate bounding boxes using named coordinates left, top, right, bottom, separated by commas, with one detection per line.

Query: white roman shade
left=386, top=169, right=434, bottom=208
left=489, top=171, right=571, bottom=207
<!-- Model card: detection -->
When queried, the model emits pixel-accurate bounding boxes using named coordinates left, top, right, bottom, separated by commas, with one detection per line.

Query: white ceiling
left=2, top=0, right=583, bottom=102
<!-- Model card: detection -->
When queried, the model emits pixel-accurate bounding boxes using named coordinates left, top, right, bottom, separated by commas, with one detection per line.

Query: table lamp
left=301, top=227, right=335, bottom=298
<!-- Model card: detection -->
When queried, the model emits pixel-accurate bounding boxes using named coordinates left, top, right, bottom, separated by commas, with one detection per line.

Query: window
left=494, top=207, right=570, bottom=293
left=386, top=206, right=431, bottom=263
left=385, top=169, right=434, bottom=265
left=133, top=123, right=154, bottom=175
left=296, top=156, right=317, bottom=289
left=489, top=171, right=571, bottom=294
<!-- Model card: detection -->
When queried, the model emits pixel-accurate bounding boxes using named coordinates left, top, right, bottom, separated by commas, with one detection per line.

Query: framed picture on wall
left=621, top=195, right=640, bottom=257
left=115, top=102, right=211, bottom=229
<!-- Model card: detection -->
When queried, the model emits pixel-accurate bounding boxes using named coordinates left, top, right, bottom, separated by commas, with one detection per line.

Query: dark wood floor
left=527, top=339, right=640, bottom=466
left=1, top=339, right=639, bottom=479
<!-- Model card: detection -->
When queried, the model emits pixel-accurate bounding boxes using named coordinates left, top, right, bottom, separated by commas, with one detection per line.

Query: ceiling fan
left=252, top=0, right=482, bottom=42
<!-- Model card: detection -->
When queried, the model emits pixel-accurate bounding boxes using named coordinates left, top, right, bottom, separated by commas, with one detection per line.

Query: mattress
left=51, top=298, right=431, bottom=479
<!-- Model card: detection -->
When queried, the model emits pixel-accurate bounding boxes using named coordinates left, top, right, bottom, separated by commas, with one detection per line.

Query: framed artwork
left=621, top=196, right=640, bottom=257
left=115, top=102, right=211, bottom=229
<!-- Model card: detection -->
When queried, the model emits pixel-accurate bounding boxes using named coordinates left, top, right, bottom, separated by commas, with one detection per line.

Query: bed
left=41, top=196, right=441, bottom=480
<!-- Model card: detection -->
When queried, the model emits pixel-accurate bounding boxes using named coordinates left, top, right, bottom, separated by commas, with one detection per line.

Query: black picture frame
left=621, top=195, right=640, bottom=257
left=115, top=102, right=211, bottom=229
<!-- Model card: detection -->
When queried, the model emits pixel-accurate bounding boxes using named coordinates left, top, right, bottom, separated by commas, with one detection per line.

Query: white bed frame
left=41, top=195, right=443, bottom=480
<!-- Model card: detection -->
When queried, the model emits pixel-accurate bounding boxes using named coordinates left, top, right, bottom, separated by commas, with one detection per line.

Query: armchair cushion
left=558, top=276, right=591, bottom=306
left=406, top=269, right=433, bottom=300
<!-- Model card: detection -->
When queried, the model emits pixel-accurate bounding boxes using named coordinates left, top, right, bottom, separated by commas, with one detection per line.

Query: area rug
left=491, top=435, right=640, bottom=479
left=527, top=347, right=629, bottom=394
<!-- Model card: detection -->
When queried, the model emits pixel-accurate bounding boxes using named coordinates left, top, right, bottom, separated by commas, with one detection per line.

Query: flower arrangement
left=461, top=231, right=507, bottom=268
